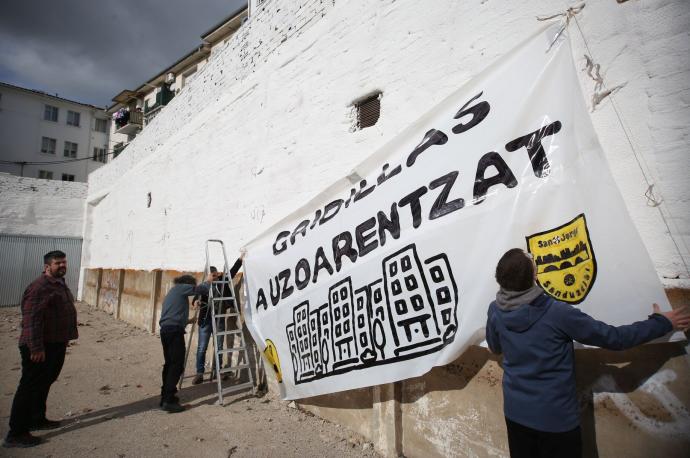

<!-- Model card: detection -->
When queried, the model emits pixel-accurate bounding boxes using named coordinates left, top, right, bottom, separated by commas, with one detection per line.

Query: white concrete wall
left=84, top=0, right=690, bottom=286
left=0, top=84, right=110, bottom=182
left=0, top=173, right=87, bottom=237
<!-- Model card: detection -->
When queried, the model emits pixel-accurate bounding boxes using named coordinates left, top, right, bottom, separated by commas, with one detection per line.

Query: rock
left=120, top=384, right=129, bottom=388
left=65, top=411, right=73, bottom=417
left=287, top=401, right=297, bottom=409
left=363, top=443, right=372, bottom=451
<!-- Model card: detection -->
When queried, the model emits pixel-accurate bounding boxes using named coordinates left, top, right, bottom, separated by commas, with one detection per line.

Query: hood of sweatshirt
left=494, top=285, right=551, bottom=333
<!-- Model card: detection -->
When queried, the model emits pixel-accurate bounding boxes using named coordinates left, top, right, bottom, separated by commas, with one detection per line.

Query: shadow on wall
left=300, top=345, right=500, bottom=410
left=299, top=341, right=690, bottom=458
left=576, top=342, right=688, bottom=458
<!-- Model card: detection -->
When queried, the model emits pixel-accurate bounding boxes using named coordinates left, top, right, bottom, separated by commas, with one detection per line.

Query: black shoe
left=3, top=432, right=43, bottom=448
left=192, top=374, right=203, bottom=385
left=159, top=395, right=179, bottom=407
left=160, top=402, right=185, bottom=413
left=30, top=419, right=62, bottom=431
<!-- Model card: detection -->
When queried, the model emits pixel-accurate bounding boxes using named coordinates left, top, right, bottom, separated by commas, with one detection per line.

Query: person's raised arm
left=558, top=303, right=688, bottom=351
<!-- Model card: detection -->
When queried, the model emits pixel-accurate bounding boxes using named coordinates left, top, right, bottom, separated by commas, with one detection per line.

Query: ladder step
left=217, top=347, right=246, bottom=354
left=219, top=364, right=250, bottom=373
left=221, top=382, right=254, bottom=395
left=211, top=297, right=235, bottom=301
left=212, top=280, right=232, bottom=285
left=215, top=313, right=240, bottom=318
left=215, top=329, right=243, bottom=336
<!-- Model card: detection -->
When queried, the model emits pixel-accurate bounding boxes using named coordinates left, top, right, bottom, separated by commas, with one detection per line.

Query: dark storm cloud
left=0, top=0, right=246, bottom=107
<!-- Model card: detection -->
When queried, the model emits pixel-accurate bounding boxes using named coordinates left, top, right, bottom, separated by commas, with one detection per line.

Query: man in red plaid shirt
left=4, top=250, right=78, bottom=448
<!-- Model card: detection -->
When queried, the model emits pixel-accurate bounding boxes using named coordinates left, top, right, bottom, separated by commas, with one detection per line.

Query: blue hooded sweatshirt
left=486, top=291, right=672, bottom=433
left=159, top=282, right=210, bottom=332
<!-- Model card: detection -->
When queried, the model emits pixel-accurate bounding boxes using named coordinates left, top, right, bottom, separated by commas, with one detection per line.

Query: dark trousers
left=8, top=343, right=66, bottom=436
left=506, top=417, right=582, bottom=458
left=160, top=329, right=185, bottom=403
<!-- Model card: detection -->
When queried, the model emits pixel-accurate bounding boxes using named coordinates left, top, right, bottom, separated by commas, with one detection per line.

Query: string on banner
left=538, top=2, right=690, bottom=277
left=537, top=2, right=585, bottom=51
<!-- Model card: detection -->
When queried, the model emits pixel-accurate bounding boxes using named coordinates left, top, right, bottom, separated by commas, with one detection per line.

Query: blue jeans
left=196, top=320, right=225, bottom=374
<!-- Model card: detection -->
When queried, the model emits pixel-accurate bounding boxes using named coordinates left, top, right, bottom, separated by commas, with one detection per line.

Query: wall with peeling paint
left=81, top=0, right=690, bottom=456
left=0, top=174, right=86, bottom=237
left=82, top=0, right=689, bottom=286
left=81, top=266, right=690, bottom=457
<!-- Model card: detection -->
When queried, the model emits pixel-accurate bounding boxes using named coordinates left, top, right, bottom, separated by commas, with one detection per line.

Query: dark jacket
left=486, top=293, right=672, bottom=432
left=159, top=282, right=210, bottom=331
left=19, top=274, right=78, bottom=352
left=195, top=259, right=242, bottom=327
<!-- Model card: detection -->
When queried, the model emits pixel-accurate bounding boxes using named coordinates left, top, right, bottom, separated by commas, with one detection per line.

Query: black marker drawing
left=285, top=243, right=459, bottom=384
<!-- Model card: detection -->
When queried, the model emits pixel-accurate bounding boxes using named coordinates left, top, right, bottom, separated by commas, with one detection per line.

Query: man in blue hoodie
left=158, top=272, right=216, bottom=412
left=486, top=248, right=690, bottom=458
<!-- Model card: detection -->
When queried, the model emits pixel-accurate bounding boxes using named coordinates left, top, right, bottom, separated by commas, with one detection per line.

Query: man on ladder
left=179, top=240, right=256, bottom=405
left=192, top=259, right=242, bottom=385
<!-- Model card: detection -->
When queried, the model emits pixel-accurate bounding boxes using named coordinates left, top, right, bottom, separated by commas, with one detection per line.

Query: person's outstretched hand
left=653, top=303, right=690, bottom=331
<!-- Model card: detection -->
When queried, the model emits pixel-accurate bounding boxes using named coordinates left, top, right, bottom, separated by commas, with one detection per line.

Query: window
left=181, top=66, right=197, bottom=88
left=64, top=141, right=78, bottom=158
left=41, top=136, right=56, bottom=154
left=94, top=118, right=107, bottom=133
left=44, top=105, right=58, bottom=122
left=92, top=147, right=107, bottom=163
left=62, top=174, right=75, bottom=182
left=38, top=170, right=53, bottom=180
left=67, top=110, right=80, bottom=127
left=353, top=92, right=382, bottom=130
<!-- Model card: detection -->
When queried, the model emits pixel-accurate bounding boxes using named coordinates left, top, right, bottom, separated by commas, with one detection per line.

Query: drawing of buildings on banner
left=286, top=243, right=459, bottom=384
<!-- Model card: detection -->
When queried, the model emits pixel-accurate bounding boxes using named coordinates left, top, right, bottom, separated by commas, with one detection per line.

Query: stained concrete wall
left=97, top=269, right=122, bottom=316
left=298, top=337, right=690, bottom=458
left=82, top=266, right=690, bottom=457
left=83, top=268, right=260, bottom=383
left=119, top=270, right=156, bottom=329
left=82, top=268, right=101, bottom=309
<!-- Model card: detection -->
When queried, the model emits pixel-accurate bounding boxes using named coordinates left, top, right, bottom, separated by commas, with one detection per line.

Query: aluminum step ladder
left=205, top=239, right=256, bottom=405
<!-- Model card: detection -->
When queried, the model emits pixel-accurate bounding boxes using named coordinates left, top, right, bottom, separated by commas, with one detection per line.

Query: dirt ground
left=0, top=302, right=379, bottom=458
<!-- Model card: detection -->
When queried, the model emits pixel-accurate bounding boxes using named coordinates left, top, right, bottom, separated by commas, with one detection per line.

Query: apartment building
left=107, top=5, right=248, bottom=158
left=0, top=82, right=110, bottom=182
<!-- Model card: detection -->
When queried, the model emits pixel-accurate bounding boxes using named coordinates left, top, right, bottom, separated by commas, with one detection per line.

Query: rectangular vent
left=355, top=92, right=381, bottom=130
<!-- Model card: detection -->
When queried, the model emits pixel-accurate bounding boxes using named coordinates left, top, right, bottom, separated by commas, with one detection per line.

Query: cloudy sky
left=0, top=0, right=247, bottom=107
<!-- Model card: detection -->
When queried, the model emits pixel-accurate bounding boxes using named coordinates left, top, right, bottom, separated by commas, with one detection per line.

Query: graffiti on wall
left=593, top=369, right=690, bottom=438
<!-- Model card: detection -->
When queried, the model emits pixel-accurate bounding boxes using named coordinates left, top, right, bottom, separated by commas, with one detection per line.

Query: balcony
left=144, top=86, right=175, bottom=125
left=115, top=110, right=143, bottom=135
left=113, top=142, right=128, bottom=158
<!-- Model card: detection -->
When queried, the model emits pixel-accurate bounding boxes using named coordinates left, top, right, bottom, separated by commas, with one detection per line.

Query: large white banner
left=242, top=25, right=672, bottom=400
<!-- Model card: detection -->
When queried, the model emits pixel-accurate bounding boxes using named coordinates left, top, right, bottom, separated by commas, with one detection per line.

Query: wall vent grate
left=354, top=92, right=382, bottom=130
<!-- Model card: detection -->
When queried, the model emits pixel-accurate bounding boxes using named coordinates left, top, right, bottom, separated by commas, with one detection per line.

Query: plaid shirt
left=19, top=274, right=78, bottom=353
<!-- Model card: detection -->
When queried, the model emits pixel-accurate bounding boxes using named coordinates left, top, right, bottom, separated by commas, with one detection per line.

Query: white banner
left=242, top=25, right=672, bottom=400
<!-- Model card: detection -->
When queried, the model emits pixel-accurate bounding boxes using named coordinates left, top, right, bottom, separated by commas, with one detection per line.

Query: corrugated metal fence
left=0, top=234, right=82, bottom=307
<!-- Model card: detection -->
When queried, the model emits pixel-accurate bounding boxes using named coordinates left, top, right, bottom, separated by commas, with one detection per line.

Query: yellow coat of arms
left=263, top=339, right=283, bottom=383
left=526, top=214, right=597, bottom=304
